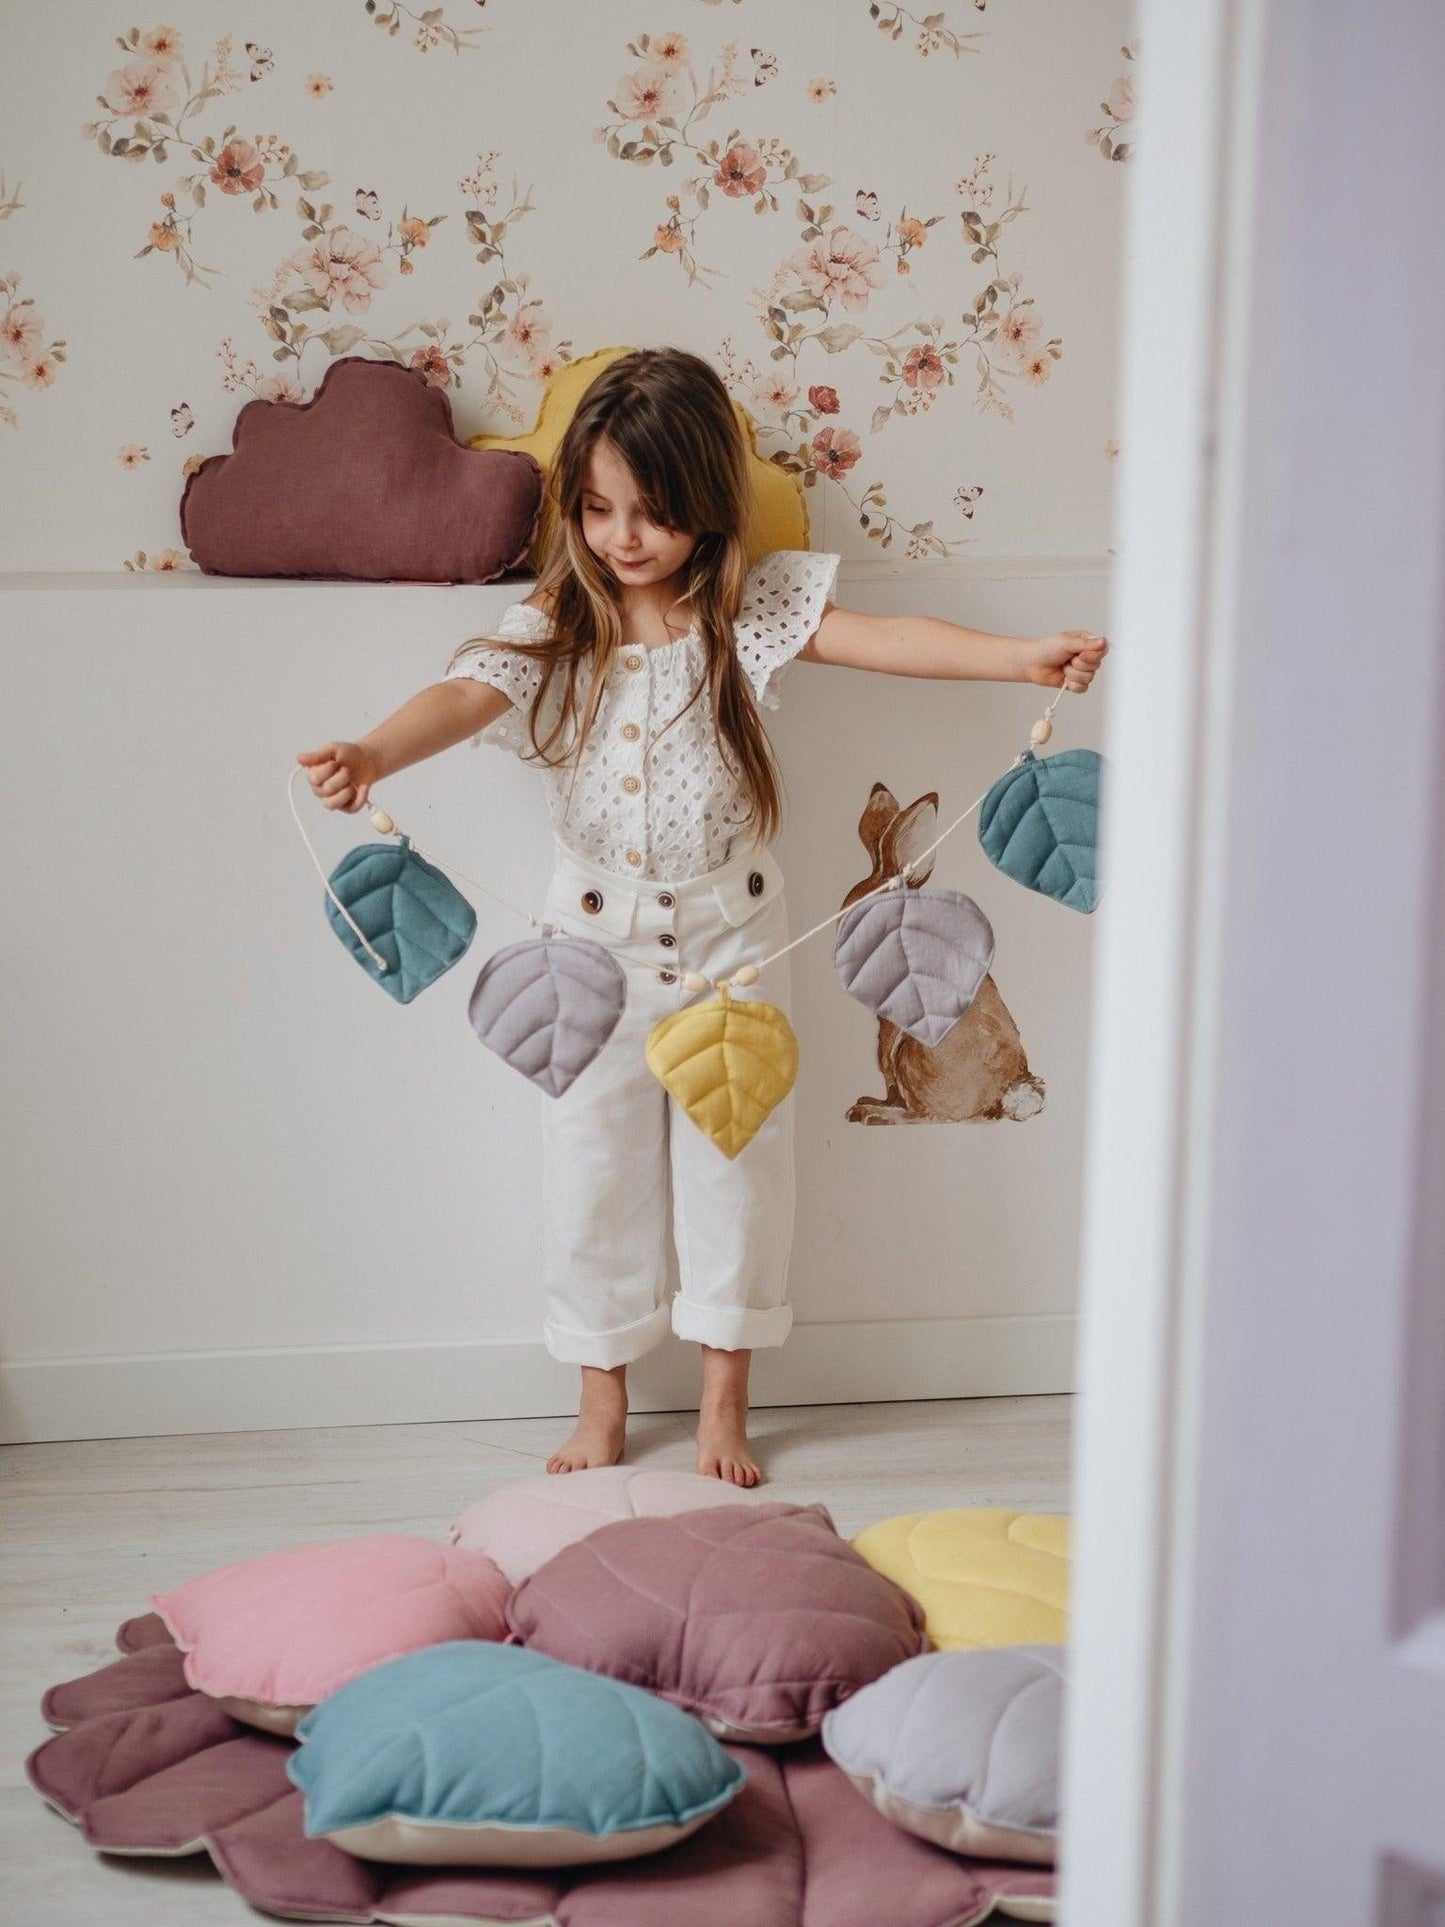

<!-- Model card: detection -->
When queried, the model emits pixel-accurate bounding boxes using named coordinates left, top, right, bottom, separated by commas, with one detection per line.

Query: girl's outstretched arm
left=798, top=603, right=1108, bottom=693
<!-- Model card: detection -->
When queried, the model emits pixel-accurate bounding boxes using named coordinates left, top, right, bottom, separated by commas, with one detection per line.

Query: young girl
left=298, top=347, right=1106, bottom=1488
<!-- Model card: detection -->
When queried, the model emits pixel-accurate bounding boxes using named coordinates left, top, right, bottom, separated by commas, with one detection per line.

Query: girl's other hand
left=1025, top=629, right=1109, bottom=693
left=296, top=740, right=379, bottom=812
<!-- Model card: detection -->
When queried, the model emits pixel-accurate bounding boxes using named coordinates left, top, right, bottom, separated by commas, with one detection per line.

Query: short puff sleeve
left=733, top=548, right=842, bottom=711
left=444, top=600, right=549, bottom=755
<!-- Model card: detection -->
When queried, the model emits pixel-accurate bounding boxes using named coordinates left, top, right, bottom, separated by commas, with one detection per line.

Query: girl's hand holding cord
left=292, top=345, right=1108, bottom=1489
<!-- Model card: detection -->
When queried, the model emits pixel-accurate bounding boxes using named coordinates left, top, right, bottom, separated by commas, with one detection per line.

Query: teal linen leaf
left=325, top=839, right=477, bottom=1004
left=978, top=749, right=1103, bottom=913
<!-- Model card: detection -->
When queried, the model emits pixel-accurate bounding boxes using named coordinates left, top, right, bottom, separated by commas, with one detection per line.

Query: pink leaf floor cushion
left=149, top=1534, right=511, bottom=1732
left=26, top=1622, right=1056, bottom=1924
left=179, top=355, right=543, bottom=582
left=506, top=1502, right=929, bottom=1743
left=449, top=1465, right=774, bottom=1585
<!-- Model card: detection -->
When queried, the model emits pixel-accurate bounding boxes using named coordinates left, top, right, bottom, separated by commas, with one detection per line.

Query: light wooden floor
left=2, top=1394, right=1072, bottom=1926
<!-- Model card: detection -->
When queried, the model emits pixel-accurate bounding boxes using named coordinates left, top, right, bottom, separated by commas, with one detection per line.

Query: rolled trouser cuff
left=542, top=1304, right=671, bottom=1369
left=670, top=1298, right=793, bottom=1353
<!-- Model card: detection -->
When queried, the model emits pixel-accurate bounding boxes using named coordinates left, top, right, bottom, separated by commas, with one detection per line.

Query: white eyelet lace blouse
left=444, top=548, right=841, bottom=883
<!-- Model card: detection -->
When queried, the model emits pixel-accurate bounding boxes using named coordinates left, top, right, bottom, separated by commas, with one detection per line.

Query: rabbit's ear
left=881, top=791, right=940, bottom=884
left=856, top=782, right=900, bottom=860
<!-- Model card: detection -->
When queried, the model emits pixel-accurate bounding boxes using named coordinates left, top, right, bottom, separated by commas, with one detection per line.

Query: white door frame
left=1061, top=0, right=1445, bottom=1919
left=1058, top=0, right=1252, bottom=1914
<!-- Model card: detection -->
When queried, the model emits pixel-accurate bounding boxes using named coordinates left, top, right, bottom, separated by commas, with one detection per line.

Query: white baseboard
left=0, top=1314, right=1075, bottom=1444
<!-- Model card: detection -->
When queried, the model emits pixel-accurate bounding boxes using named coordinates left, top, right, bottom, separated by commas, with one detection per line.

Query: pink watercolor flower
left=140, top=26, right=183, bottom=62
left=20, top=353, right=58, bottom=390
left=288, top=226, right=389, bottom=314
left=503, top=306, right=552, bottom=360
left=790, top=226, right=885, bottom=312
left=897, top=216, right=929, bottom=249
left=749, top=371, right=799, bottom=419
left=256, top=372, right=307, bottom=403
left=811, top=425, right=862, bottom=480
left=408, top=345, right=452, bottom=386
left=1022, top=352, right=1053, bottom=386
left=808, top=383, right=840, bottom=415
left=148, top=220, right=181, bottom=251
left=997, top=303, right=1044, bottom=362
left=715, top=142, right=767, bottom=199
left=653, top=223, right=684, bottom=254
left=117, top=443, right=149, bottom=468
left=0, top=304, right=44, bottom=362
left=901, top=343, right=946, bottom=392
left=211, top=140, right=266, bottom=196
left=103, top=60, right=179, bottom=120
left=807, top=77, right=836, bottom=103
left=649, top=32, right=689, bottom=69
left=397, top=217, right=431, bottom=249
left=305, top=73, right=333, bottom=99
left=531, top=350, right=566, bottom=382
left=149, top=548, right=187, bottom=570
left=1106, top=75, right=1137, bottom=123
left=615, top=65, right=685, bottom=123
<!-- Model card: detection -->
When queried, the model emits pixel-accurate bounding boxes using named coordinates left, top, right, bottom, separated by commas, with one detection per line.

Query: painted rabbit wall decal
left=842, top=783, right=1046, bottom=1126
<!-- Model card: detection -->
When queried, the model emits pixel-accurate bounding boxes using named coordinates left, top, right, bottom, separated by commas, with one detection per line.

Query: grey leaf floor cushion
left=27, top=1615, right=1058, bottom=1925
left=822, top=1647, right=1066, bottom=1864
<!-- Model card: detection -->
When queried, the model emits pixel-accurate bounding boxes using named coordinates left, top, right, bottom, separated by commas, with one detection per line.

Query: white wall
left=0, top=561, right=1103, bottom=1439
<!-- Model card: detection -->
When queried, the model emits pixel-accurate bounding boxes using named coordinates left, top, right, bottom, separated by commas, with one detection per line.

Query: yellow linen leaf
left=646, top=988, right=799, bottom=1160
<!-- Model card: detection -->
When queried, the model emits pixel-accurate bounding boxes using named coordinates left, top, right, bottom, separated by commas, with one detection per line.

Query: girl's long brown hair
left=446, top=347, right=784, bottom=846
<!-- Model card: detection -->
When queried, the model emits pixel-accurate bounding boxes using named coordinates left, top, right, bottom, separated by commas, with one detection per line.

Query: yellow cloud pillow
left=851, top=1509, right=1071, bottom=1651
left=469, top=346, right=808, bottom=573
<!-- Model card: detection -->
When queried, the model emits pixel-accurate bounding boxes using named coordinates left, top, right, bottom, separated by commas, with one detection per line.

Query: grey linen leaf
left=468, top=934, right=627, bottom=1097
left=832, top=888, right=995, bottom=1047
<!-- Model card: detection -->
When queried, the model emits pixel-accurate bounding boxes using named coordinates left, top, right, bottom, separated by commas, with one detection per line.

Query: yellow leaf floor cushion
left=470, top=346, right=808, bottom=572
left=851, top=1508, right=1070, bottom=1651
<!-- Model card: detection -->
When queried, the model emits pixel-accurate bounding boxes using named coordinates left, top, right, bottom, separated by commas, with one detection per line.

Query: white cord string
left=747, top=683, right=1073, bottom=975
left=289, top=680, right=1075, bottom=991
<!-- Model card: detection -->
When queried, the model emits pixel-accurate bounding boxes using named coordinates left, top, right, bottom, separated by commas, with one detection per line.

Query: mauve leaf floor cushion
left=26, top=1617, right=1057, bottom=1924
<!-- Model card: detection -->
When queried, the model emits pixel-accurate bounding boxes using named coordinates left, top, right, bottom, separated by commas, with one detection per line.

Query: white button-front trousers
left=537, top=835, right=796, bottom=1369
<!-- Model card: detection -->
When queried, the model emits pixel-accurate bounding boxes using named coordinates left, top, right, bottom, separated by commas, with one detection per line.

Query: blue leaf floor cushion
left=325, top=838, right=477, bottom=1003
left=978, top=748, right=1103, bottom=913
left=286, top=1640, right=746, bottom=1868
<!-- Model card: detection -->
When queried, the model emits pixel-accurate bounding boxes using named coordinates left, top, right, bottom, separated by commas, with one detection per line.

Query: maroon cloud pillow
left=506, top=1502, right=928, bottom=1743
left=180, top=356, right=542, bottom=583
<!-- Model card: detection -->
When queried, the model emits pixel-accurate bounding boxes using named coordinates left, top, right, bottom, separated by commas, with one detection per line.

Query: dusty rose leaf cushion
left=179, top=355, right=542, bottom=582
left=507, top=1501, right=928, bottom=1743
left=448, top=1464, right=773, bottom=1585
left=149, top=1533, right=511, bottom=1734
left=27, top=1621, right=1057, bottom=1923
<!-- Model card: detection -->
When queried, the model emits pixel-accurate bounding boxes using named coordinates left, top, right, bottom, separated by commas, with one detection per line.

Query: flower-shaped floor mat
left=27, top=1616, right=1056, bottom=1925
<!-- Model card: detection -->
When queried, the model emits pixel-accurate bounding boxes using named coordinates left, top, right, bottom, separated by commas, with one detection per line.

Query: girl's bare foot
left=696, top=1344, right=764, bottom=1487
left=547, top=1363, right=628, bottom=1474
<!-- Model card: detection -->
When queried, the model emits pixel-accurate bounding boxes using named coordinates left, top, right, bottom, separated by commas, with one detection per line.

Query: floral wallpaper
left=0, top=0, right=1135, bottom=571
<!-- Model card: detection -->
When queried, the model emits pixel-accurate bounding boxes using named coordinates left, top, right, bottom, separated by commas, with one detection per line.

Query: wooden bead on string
left=370, top=807, right=396, bottom=834
left=1030, top=720, right=1053, bottom=747
left=682, top=971, right=709, bottom=992
left=732, top=964, right=760, bottom=986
